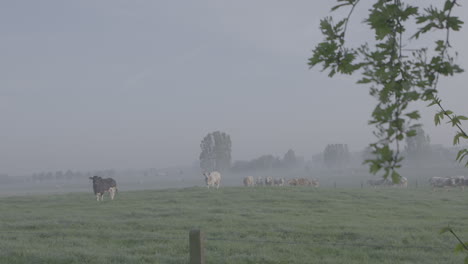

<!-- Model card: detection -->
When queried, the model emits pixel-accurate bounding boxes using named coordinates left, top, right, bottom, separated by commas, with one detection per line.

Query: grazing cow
left=265, top=176, right=274, bottom=186
left=89, top=176, right=117, bottom=201
left=243, top=176, right=254, bottom=187
left=273, top=178, right=285, bottom=186
left=203, top=171, right=221, bottom=189
left=287, top=178, right=298, bottom=186
left=297, top=178, right=312, bottom=186
left=256, top=177, right=264, bottom=186
left=429, top=177, right=456, bottom=191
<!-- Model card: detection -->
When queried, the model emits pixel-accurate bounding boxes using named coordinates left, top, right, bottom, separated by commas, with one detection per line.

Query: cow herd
left=247, top=176, right=320, bottom=187
left=429, top=176, right=465, bottom=191
left=242, top=176, right=320, bottom=187
left=244, top=176, right=285, bottom=187
left=200, top=172, right=320, bottom=189
left=89, top=171, right=467, bottom=201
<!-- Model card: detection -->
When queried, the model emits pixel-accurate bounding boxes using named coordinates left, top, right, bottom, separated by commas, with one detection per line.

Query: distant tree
left=199, top=131, right=232, bottom=172
left=230, top=149, right=303, bottom=173
left=74, top=171, right=83, bottom=179
left=283, top=149, right=297, bottom=168
left=55, top=171, right=64, bottom=180
left=231, top=154, right=282, bottom=172
left=404, top=126, right=431, bottom=161
left=254, top=155, right=281, bottom=170
left=323, top=144, right=350, bottom=168
left=230, top=160, right=250, bottom=172
left=64, top=170, right=74, bottom=180
left=45, top=172, right=53, bottom=180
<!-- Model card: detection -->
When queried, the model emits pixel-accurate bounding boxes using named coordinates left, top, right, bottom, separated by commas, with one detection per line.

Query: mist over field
left=1, top=1, right=468, bottom=179
left=1, top=1, right=468, bottom=262
left=1, top=144, right=466, bottom=197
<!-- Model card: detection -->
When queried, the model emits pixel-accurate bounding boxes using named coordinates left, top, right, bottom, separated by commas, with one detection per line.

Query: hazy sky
left=1, top=1, right=467, bottom=175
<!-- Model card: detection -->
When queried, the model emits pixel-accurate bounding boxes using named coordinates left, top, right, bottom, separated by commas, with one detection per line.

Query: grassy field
left=0, top=186, right=467, bottom=264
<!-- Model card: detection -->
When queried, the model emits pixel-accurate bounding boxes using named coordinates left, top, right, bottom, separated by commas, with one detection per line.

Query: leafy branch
left=440, top=227, right=468, bottom=263
left=309, top=0, right=467, bottom=180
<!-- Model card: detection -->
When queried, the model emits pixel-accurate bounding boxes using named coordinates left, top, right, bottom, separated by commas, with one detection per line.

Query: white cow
left=243, top=176, right=254, bottom=187
left=203, top=171, right=221, bottom=189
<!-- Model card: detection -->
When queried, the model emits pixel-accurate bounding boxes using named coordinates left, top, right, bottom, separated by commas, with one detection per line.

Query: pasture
left=0, top=186, right=467, bottom=263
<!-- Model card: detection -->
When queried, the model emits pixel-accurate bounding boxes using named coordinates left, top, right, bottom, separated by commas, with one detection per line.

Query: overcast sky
left=1, top=1, right=467, bottom=175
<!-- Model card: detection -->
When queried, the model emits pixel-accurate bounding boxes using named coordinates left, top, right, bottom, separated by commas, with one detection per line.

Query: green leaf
left=357, top=78, right=372, bottom=84
left=331, top=3, right=350, bottom=12
left=444, top=0, right=454, bottom=11
left=435, top=40, right=445, bottom=52
left=406, top=129, right=417, bottom=137
left=367, top=160, right=382, bottom=175
left=396, top=133, right=404, bottom=141
left=454, top=243, right=468, bottom=253
left=391, top=170, right=400, bottom=184
left=405, top=111, right=420, bottom=120
left=434, top=113, right=441, bottom=126
left=456, top=149, right=468, bottom=162
left=447, top=16, right=464, bottom=31
left=453, top=133, right=463, bottom=145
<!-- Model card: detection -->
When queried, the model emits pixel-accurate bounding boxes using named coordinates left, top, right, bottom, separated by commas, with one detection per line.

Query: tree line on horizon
left=200, top=128, right=466, bottom=174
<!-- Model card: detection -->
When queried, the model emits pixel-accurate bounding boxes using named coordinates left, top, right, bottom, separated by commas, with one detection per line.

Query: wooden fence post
left=189, top=229, right=205, bottom=264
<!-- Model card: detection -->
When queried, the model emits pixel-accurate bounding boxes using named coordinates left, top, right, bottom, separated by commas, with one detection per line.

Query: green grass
left=0, top=187, right=467, bottom=263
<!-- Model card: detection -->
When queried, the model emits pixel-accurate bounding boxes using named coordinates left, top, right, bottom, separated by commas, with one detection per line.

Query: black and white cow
left=89, top=176, right=117, bottom=201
